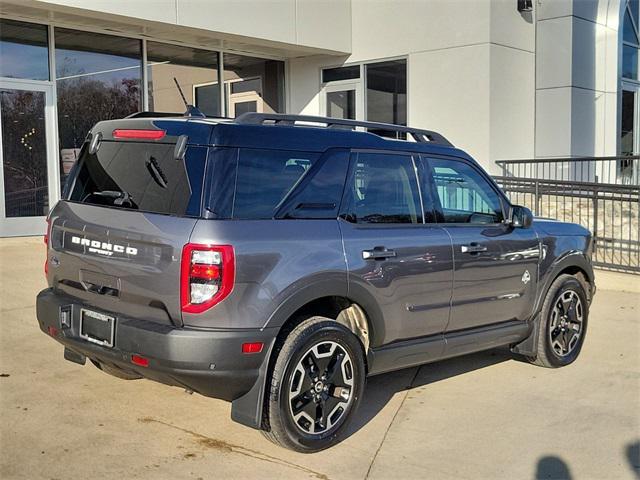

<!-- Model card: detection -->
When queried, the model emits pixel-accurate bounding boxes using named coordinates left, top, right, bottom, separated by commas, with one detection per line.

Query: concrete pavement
left=1, top=236, right=638, bottom=479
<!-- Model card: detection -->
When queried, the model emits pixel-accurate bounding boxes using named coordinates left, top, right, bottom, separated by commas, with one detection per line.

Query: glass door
left=322, top=81, right=363, bottom=121
left=0, top=81, right=58, bottom=236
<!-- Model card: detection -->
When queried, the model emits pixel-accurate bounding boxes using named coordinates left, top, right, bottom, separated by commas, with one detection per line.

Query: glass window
left=233, top=149, right=319, bottom=219
left=326, top=90, right=355, bottom=119
left=621, top=90, right=636, bottom=156
left=0, top=19, right=49, bottom=81
left=147, top=42, right=220, bottom=116
left=366, top=60, right=407, bottom=139
left=222, top=53, right=284, bottom=117
left=55, top=28, right=142, bottom=188
left=342, top=153, right=422, bottom=224
left=277, top=150, right=349, bottom=219
left=624, top=45, right=639, bottom=81
left=322, top=65, right=360, bottom=83
left=624, top=9, right=639, bottom=44
left=1, top=89, right=49, bottom=217
left=68, top=142, right=206, bottom=217
left=429, top=159, right=504, bottom=224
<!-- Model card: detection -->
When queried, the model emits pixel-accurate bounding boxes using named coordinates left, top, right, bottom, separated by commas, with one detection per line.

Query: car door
left=423, top=155, right=540, bottom=333
left=339, top=151, right=453, bottom=347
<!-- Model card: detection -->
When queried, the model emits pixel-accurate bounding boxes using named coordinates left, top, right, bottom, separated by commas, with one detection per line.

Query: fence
left=494, top=156, right=640, bottom=274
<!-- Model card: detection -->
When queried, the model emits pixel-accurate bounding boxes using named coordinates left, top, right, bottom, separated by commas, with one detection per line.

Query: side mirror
left=509, top=205, right=533, bottom=228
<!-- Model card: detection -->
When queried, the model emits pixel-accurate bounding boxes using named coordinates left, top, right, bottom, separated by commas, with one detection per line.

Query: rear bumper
left=36, top=288, right=276, bottom=402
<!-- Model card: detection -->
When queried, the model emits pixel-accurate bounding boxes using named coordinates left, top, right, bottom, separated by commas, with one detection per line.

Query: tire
left=528, top=274, right=589, bottom=368
left=262, top=316, right=366, bottom=453
left=91, top=359, right=142, bottom=380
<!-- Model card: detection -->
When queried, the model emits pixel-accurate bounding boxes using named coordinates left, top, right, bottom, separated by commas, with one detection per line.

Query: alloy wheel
left=288, top=340, right=354, bottom=435
left=549, top=289, right=584, bottom=357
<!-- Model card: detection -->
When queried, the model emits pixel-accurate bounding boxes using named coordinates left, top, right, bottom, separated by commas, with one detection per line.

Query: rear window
left=67, top=141, right=206, bottom=217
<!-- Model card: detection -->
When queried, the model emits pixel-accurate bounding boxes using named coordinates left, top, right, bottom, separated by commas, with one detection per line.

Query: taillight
left=181, top=244, right=234, bottom=314
left=44, top=218, right=51, bottom=276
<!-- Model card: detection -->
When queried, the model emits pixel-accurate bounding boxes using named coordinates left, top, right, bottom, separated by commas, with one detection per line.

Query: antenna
left=173, top=77, right=205, bottom=118
left=173, top=77, right=189, bottom=109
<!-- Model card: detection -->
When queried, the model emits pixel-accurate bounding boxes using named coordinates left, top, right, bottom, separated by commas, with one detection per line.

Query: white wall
left=535, top=0, right=621, bottom=158
left=288, top=0, right=536, bottom=172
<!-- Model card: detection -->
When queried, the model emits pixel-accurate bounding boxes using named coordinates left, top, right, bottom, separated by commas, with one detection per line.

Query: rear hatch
left=47, top=118, right=211, bottom=327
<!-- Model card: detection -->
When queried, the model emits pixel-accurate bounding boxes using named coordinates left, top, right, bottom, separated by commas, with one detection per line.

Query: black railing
left=493, top=156, right=640, bottom=274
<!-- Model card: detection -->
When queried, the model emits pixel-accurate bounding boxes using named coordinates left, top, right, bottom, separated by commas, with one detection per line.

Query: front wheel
left=262, top=317, right=366, bottom=453
left=528, top=274, right=589, bottom=368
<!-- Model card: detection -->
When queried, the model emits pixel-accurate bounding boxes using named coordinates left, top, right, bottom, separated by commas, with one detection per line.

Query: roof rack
left=125, top=111, right=233, bottom=121
left=234, top=113, right=453, bottom=146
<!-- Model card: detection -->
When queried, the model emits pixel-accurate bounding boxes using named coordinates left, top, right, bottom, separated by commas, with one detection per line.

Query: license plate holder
left=79, top=309, right=115, bottom=348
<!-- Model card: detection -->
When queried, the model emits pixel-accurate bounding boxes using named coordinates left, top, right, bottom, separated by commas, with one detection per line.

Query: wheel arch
left=232, top=286, right=381, bottom=430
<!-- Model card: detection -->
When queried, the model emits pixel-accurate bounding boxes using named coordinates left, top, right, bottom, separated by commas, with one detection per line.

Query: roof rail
left=234, top=113, right=453, bottom=146
left=125, top=111, right=233, bottom=121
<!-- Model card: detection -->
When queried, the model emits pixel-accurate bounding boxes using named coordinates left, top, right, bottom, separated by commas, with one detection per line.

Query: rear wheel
left=528, top=274, right=589, bottom=368
left=262, top=317, right=365, bottom=453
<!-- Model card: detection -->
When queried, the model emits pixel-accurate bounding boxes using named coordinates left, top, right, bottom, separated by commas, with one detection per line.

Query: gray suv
left=37, top=112, right=595, bottom=452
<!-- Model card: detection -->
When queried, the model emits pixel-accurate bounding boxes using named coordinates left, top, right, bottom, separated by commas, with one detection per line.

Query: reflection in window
left=430, top=160, right=503, bottom=224
left=327, top=90, right=355, bottom=119
left=147, top=42, right=220, bottom=116
left=222, top=53, right=284, bottom=117
left=343, top=153, right=422, bottom=224
left=55, top=28, right=142, bottom=186
left=366, top=60, right=407, bottom=139
left=623, top=0, right=640, bottom=80
left=0, top=19, right=49, bottom=81
left=1, top=90, right=48, bottom=217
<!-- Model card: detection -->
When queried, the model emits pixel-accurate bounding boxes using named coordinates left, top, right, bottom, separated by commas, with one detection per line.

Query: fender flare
left=512, top=251, right=594, bottom=356
left=231, top=276, right=384, bottom=429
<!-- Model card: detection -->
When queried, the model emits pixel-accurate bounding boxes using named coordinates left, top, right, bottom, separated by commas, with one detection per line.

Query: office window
left=0, top=19, right=49, bottom=81
left=147, top=42, right=220, bottom=116
left=322, top=65, right=360, bottom=83
left=222, top=53, right=284, bottom=117
left=55, top=28, right=142, bottom=185
left=623, top=0, right=640, bottom=80
left=342, top=153, right=422, bottom=224
left=366, top=60, right=407, bottom=138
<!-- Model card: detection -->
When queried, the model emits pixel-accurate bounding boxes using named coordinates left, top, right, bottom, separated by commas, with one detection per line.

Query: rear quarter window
left=68, top=141, right=207, bottom=217
left=232, top=148, right=320, bottom=219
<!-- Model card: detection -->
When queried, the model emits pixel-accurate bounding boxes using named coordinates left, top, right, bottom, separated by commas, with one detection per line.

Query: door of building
left=0, top=81, right=58, bottom=236
left=321, top=81, right=364, bottom=121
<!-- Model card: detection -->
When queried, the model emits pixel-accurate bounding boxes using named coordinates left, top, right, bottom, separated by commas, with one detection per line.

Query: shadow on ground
left=345, top=348, right=515, bottom=438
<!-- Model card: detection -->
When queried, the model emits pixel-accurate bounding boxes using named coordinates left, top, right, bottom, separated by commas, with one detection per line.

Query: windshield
left=67, top=141, right=206, bottom=217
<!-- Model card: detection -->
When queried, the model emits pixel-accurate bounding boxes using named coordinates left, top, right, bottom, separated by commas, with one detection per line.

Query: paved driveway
left=1, top=237, right=638, bottom=479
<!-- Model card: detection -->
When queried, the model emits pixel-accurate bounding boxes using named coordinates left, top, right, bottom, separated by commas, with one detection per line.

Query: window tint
left=342, top=153, right=422, bottom=224
left=68, top=142, right=206, bottom=217
left=233, top=149, right=319, bottom=219
left=429, top=159, right=504, bottom=224
left=278, top=150, right=349, bottom=219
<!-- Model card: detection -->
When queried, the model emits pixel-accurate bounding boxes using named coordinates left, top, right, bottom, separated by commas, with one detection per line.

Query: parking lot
left=1, top=236, right=638, bottom=480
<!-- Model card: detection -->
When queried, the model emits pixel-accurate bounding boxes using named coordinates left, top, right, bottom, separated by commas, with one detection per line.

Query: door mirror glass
left=509, top=205, right=533, bottom=228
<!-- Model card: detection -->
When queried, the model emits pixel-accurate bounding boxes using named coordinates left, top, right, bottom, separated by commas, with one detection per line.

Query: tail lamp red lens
left=112, top=129, right=166, bottom=140
left=181, top=244, right=234, bottom=314
left=44, top=218, right=51, bottom=276
left=242, top=342, right=264, bottom=354
left=131, top=354, right=149, bottom=367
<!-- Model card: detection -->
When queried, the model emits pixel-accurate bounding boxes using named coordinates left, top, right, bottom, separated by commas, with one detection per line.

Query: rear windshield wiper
left=90, top=190, right=137, bottom=208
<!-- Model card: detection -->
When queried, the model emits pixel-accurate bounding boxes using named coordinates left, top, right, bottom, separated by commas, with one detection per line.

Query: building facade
left=0, top=0, right=628, bottom=236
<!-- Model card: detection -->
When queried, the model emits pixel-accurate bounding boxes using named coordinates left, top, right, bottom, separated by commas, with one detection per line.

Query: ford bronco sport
left=37, top=112, right=595, bottom=452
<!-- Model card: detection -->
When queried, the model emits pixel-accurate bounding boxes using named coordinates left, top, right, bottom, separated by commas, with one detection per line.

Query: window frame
left=421, top=154, right=510, bottom=227
left=338, top=148, right=427, bottom=227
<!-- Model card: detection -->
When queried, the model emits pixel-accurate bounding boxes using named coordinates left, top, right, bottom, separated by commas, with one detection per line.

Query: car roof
left=92, top=113, right=472, bottom=161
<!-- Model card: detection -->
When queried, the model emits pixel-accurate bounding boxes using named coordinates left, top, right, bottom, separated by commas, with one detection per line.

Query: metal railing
left=493, top=156, right=640, bottom=274
left=496, top=155, right=640, bottom=185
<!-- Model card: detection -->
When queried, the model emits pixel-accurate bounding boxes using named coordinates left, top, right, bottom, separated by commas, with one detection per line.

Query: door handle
left=362, top=247, right=397, bottom=260
left=461, top=243, right=487, bottom=253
